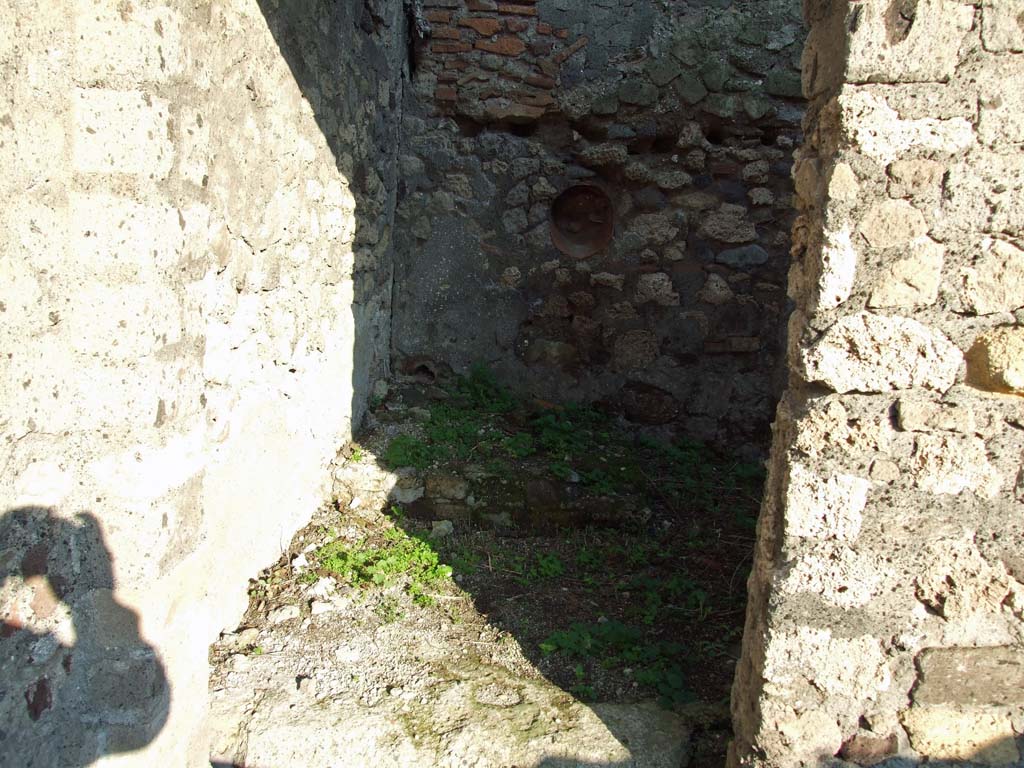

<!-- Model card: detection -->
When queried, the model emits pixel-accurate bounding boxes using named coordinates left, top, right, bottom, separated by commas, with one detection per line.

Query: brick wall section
left=420, top=0, right=572, bottom=122
left=729, top=0, right=1024, bottom=764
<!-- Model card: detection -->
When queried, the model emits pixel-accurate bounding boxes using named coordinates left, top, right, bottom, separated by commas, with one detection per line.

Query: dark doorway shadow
left=247, top=3, right=729, bottom=764
left=0, top=507, right=169, bottom=767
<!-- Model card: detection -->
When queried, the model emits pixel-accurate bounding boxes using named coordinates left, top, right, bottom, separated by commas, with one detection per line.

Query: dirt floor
left=209, top=367, right=763, bottom=767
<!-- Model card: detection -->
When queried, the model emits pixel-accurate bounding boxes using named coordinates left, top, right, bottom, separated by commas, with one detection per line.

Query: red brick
left=514, top=91, right=553, bottom=107
left=475, top=36, right=526, bottom=55
left=481, top=100, right=545, bottom=121
left=506, top=18, right=528, bottom=32
left=497, top=4, right=537, bottom=16
left=466, top=0, right=497, bottom=10
left=529, top=40, right=553, bottom=55
left=431, top=41, right=472, bottom=53
left=525, top=72, right=556, bottom=89
left=438, top=71, right=460, bottom=82
left=424, top=9, right=452, bottom=23
left=553, top=35, right=588, bottom=64
left=449, top=57, right=472, bottom=70
left=536, top=21, right=552, bottom=34
left=435, top=85, right=458, bottom=101
left=554, top=27, right=569, bottom=38
left=431, top=25, right=462, bottom=40
left=459, top=16, right=502, bottom=35
left=458, top=70, right=490, bottom=85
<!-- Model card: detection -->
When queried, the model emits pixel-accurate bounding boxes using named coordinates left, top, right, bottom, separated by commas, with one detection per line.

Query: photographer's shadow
left=0, top=506, right=169, bottom=767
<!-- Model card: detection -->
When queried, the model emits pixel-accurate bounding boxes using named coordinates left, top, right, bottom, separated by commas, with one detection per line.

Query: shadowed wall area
left=0, top=508, right=168, bottom=765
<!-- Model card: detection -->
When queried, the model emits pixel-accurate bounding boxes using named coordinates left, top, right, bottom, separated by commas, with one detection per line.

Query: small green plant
left=350, top=446, right=364, bottom=463
left=533, top=552, right=565, bottom=580
left=383, top=435, right=434, bottom=469
left=449, top=545, right=482, bottom=575
left=575, top=547, right=605, bottom=572
left=375, top=595, right=402, bottom=623
left=312, top=527, right=452, bottom=606
left=540, top=620, right=695, bottom=708
left=456, top=362, right=516, bottom=413
left=548, top=461, right=573, bottom=481
left=512, top=551, right=565, bottom=586
left=570, top=664, right=595, bottom=701
left=502, top=432, right=535, bottom=458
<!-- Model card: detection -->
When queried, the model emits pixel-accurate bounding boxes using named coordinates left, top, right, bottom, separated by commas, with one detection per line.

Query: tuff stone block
left=914, top=646, right=1024, bottom=707
left=72, top=88, right=174, bottom=178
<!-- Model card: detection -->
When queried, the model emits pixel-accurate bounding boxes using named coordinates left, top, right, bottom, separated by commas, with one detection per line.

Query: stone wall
left=730, top=1, right=1024, bottom=765
left=0, top=0, right=404, bottom=764
left=392, top=0, right=806, bottom=450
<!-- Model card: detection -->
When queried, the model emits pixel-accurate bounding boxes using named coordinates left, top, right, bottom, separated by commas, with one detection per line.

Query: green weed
left=375, top=595, right=402, bottom=623
left=312, top=527, right=452, bottom=605
left=383, top=435, right=434, bottom=469
left=540, top=620, right=694, bottom=707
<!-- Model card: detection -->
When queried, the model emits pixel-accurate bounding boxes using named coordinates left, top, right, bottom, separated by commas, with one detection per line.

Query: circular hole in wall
left=549, top=184, right=614, bottom=260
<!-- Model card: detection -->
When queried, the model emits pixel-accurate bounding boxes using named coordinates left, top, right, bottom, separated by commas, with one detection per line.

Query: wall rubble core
left=0, top=0, right=405, bottom=764
left=729, top=1, right=1024, bottom=766
left=392, top=0, right=807, bottom=451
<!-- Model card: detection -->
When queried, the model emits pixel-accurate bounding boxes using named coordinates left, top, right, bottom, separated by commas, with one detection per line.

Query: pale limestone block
left=793, top=155, right=819, bottom=204
left=780, top=543, right=886, bottom=607
left=776, top=710, right=843, bottom=760
left=942, top=152, right=1024, bottom=236
left=591, top=272, right=625, bottom=290
left=70, top=193, right=184, bottom=282
left=901, top=707, right=1019, bottom=764
left=887, top=158, right=944, bottom=198
left=72, top=88, right=174, bottom=178
left=844, top=0, right=974, bottom=83
left=178, top=110, right=210, bottom=186
left=915, top=536, right=1014, bottom=622
left=612, top=330, right=658, bottom=371
left=967, top=327, right=1024, bottom=395
left=828, top=162, right=859, bottom=203
left=960, top=238, right=1024, bottom=315
left=816, top=227, right=857, bottom=310
left=982, top=0, right=1024, bottom=52
left=763, top=625, right=891, bottom=700
left=896, top=398, right=976, bottom=434
left=698, top=273, right=733, bottom=305
left=868, top=238, right=944, bottom=307
left=911, top=433, right=1002, bottom=498
left=65, top=283, right=184, bottom=360
left=12, top=459, right=76, bottom=507
left=915, top=646, right=1024, bottom=707
left=635, top=273, right=679, bottom=306
left=783, top=463, right=869, bottom=541
left=859, top=200, right=928, bottom=249
left=978, top=55, right=1024, bottom=145
left=73, top=0, right=184, bottom=83
left=698, top=203, right=756, bottom=244
left=799, top=312, right=962, bottom=393
left=840, top=88, right=975, bottom=165
left=628, top=212, right=679, bottom=245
